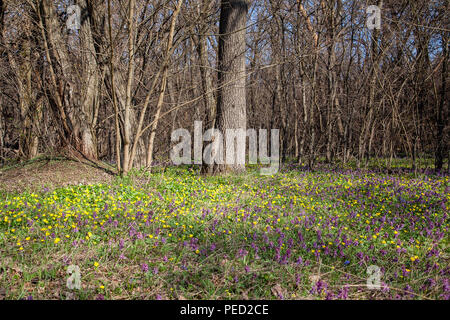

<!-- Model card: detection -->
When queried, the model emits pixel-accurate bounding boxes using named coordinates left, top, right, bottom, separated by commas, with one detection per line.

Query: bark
left=78, top=0, right=101, bottom=160
left=38, top=0, right=100, bottom=160
left=107, top=0, right=121, bottom=172
left=196, top=0, right=217, bottom=175
left=122, top=0, right=137, bottom=174
left=213, top=0, right=249, bottom=174
left=197, top=25, right=216, bottom=128
left=5, top=3, right=41, bottom=160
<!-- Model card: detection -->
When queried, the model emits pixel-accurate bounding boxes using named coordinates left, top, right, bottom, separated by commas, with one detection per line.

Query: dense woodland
left=0, top=0, right=448, bottom=174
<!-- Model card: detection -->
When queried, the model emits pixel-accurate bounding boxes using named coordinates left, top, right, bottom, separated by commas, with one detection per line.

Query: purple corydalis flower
left=325, top=292, right=335, bottom=300
left=237, top=248, right=248, bottom=258
left=296, top=274, right=301, bottom=286
left=62, top=256, right=71, bottom=266
left=338, top=286, right=349, bottom=299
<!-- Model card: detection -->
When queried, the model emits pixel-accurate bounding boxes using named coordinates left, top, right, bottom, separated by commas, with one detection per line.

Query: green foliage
left=0, top=166, right=448, bottom=300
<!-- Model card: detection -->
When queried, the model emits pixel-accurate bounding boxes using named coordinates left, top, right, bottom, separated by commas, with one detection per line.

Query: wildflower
left=119, top=253, right=127, bottom=260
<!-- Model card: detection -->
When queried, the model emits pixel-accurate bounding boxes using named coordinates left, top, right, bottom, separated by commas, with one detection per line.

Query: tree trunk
left=39, top=0, right=99, bottom=161
left=145, top=0, right=183, bottom=170
left=435, top=33, right=448, bottom=172
left=5, top=6, right=41, bottom=160
left=196, top=0, right=217, bottom=175
left=212, top=0, right=249, bottom=174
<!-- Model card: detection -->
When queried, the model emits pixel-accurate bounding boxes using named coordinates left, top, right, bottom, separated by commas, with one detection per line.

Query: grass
left=0, top=161, right=448, bottom=300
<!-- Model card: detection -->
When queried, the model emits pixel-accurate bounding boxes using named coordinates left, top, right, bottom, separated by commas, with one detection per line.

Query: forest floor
left=0, top=157, right=113, bottom=194
left=0, top=159, right=448, bottom=300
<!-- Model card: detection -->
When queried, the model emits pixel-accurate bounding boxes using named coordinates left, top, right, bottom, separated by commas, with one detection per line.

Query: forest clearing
left=0, top=0, right=448, bottom=303
left=0, top=158, right=448, bottom=300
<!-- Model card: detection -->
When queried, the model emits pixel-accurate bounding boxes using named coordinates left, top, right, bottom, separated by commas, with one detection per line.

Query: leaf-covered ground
left=0, top=163, right=448, bottom=300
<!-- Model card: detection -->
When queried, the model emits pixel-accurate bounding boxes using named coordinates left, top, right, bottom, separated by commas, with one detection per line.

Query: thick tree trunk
left=39, top=0, right=100, bottom=161
left=78, top=0, right=101, bottom=160
left=213, top=0, right=249, bottom=174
